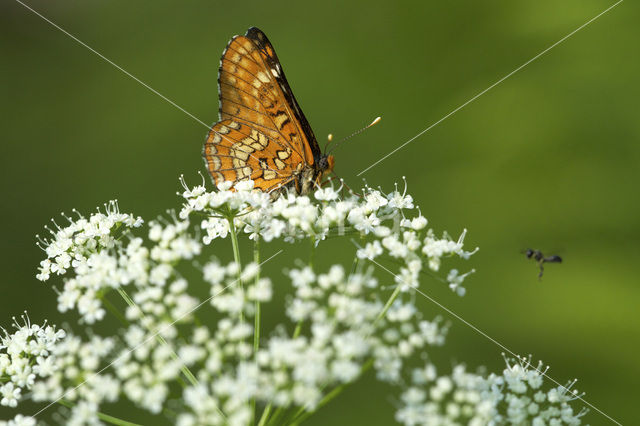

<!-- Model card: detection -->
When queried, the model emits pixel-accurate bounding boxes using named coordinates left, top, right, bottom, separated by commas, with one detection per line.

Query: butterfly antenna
left=326, top=116, right=381, bottom=155
left=323, top=133, right=334, bottom=155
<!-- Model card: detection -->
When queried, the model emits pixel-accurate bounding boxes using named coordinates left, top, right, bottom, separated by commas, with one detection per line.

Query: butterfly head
left=318, top=154, right=335, bottom=175
left=295, top=154, right=335, bottom=195
left=315, top=153, right=335, bottom=186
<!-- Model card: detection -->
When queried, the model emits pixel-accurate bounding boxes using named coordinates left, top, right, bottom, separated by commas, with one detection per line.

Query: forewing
left=204, top=119, right=301, bottom=192
left=218, top=27, right=318, bottom=165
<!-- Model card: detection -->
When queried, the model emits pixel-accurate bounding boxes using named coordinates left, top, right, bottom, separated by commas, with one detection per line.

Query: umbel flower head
left=0, top=177, right=587, bottom=425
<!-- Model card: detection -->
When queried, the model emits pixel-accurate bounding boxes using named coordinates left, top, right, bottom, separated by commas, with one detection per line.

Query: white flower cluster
left=493, top=356, right=587, bottom=425
left=0, top=177, right=588, bottom=425
left=181, top=178, right=477, bottom=295
left=0, top=315, right=119, bottom=425
left=1, top=316, right=66, bottom=409
left=0, top=415, right=35, bottom=426
left=36, top=203, right=200, bottom=323
left=397, top=356, right=588, bottom=426
left=36, top=201, right=143, bottom=281
left=31, top=334, right=118, bottom=411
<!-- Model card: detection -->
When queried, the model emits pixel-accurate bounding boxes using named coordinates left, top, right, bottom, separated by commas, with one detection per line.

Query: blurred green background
left=1, top=0, right=638, bottom=424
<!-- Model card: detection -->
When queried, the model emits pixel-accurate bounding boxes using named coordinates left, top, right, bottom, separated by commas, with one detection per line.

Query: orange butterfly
left=203, top=27, right=334, bottom=195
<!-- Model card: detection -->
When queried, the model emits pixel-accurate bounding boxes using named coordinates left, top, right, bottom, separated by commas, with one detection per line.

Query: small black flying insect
left=524, top=249, right=562, bottom=280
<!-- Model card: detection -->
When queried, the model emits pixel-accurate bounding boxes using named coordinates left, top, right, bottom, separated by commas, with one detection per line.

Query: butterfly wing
left=242, top=27, right=322, bottom=161
left=204, top=27, right=321, bottom=191
left=204, top=119, right=301, bottom=191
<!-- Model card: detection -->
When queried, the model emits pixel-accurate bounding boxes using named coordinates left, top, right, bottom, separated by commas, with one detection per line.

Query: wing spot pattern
left=210, top=154, right=222, bottom=169
left=274, top=112, right=289, bottom=129
left=258, top=131, right=269, bottom=147
left=231, top=143, right=253, bottom=161
left=277, top=149, right=291, bottom=160
left=236, top=166, right=251, bottom=180
left=258, top=158, right=277, bottom=180
left=274, top=158, right=286, bottom=170
left=256, top=71, right=270, bottom=83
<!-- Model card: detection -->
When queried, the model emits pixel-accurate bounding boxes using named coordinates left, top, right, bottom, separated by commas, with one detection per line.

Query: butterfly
left=203, top=27, right=334, bottom=195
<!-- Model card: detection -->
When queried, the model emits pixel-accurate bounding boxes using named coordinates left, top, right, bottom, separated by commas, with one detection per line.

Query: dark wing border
left=244, top=27, right=322, bottom=162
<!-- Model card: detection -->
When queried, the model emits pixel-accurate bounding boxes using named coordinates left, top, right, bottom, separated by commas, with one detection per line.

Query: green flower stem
left=58, top=399, right=142, bottom=426
left=253, top=236, right=261, bottom=352
left=228, top=214, right=253, bottom=421
left=374, top=283, right=402, bottom=326
left=102, top=294, right=129, bottom=326
left=292, top=320, right=303, bottom=339
left=265, top=406, right=285, bottom=426
left=227, top=215, right=244, bottom=323
left=116, top=288, right=199, bottom=387
left=257, top=403, right=272, bottom=426
left=228, top=216, right=243, bottom=277
left=251, top=236, right=261, bottom=425
left=288, top=359, right=375, bottom=426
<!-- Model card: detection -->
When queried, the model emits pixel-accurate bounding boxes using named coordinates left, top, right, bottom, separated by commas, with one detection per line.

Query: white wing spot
left=257, top=71, right=270, bottom=83
left=232, top=157, right=247, bottom=169
left=277, top=150, right=291, bottom=160
left=236, top=165, right=251, bottom=179
left=274, top=113, right=288, bottom=129
left=274, top=158, right=286, bottom=170
left=257, top=132, right=269, bottom=148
